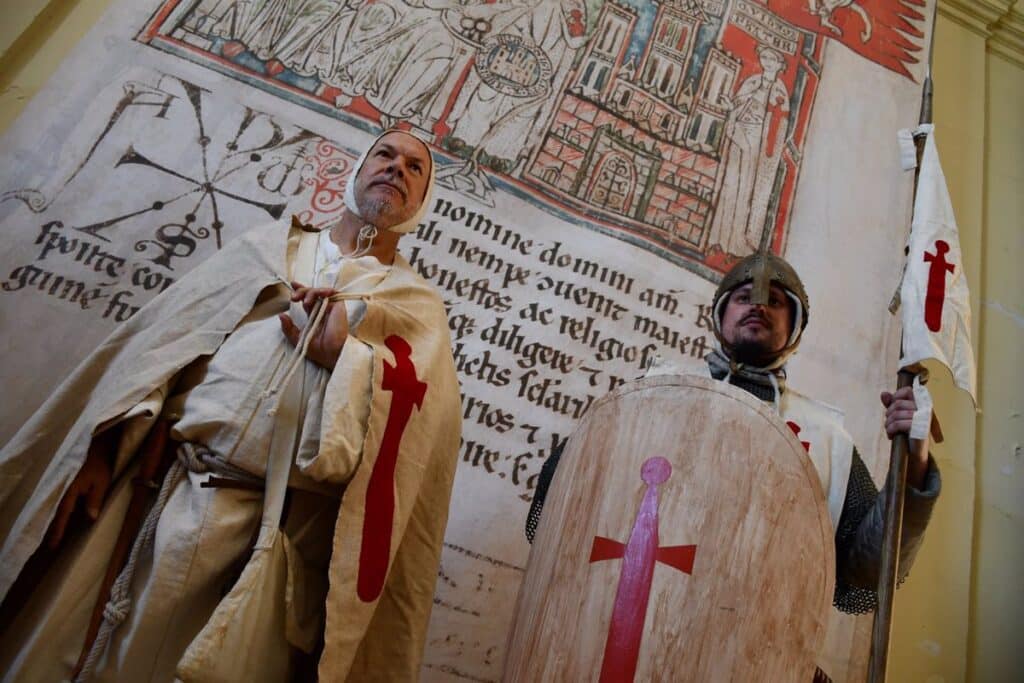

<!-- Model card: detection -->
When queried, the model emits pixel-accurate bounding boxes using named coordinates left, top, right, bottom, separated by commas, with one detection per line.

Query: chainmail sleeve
left=833, top=448, right=881, bottom=614
left=525, top=442, right=564, bottom=544
left=833, top=447, right=942, bottom=614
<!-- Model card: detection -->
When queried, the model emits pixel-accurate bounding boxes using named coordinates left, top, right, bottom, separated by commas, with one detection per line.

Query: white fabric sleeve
left=910, top=375, right=933, bottom=441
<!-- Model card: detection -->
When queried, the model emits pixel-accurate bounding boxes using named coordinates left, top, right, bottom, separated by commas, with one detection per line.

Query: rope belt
left=75, top=443, right=203, bottom=681
left=74, top=438, right=344, bottom=681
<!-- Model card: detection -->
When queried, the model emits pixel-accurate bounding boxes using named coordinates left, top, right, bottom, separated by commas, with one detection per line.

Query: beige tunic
left=1, top=236, right=389, bottom=682
left=166, top=244, right=388, bottom=487
left=646, top=358, right=852, bottom=529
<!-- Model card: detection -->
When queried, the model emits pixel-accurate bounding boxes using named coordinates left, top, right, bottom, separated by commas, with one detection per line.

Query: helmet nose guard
left=711, top=252, right=810, bottom=360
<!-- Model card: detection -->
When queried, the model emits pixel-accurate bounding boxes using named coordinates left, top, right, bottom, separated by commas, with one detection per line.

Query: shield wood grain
left=504, top=375, right=834, bottom=682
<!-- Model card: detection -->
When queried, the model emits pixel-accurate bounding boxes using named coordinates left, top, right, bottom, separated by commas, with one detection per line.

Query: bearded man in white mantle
left=526, top=252, right=942, bottom=681
left=0, top=130, right=461, bottom=682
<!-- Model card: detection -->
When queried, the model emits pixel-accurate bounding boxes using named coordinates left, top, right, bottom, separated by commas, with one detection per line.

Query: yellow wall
left=886, top=3, right=1024, bottom=682
left=0, top=0, right=52, bottom=58
left=887, top=11, right=982, bottom=683
left=969, top=34, right=1024, bottom=683
left=0, top=0, right=117, bottom=134
left=1, top=1, right=1021, bottom=681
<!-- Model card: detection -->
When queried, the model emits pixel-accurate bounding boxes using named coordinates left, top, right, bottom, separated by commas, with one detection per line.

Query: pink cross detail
left=590, top=457, right=697, bottom=682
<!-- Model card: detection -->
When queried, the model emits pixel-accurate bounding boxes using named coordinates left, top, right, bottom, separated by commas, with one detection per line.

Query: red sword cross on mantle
left=357, top=335, right=427, bottom=603
left=589, top=457, right=697, bottom=682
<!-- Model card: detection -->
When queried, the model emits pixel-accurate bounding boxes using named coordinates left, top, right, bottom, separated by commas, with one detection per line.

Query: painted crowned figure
left=708, top=45, right=790, bottom=257
left=0, top=131, right=462, bottom=681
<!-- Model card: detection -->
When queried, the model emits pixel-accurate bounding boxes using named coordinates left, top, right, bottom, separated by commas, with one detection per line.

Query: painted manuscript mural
left=137, top=0, right=925, bottom=273
left=0, top=1, right=932, bottom=681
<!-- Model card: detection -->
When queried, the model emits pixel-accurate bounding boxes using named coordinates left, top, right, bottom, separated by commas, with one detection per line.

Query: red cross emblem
left=357, top=335, right=428, bottom=603
left=923, top=239, right=955, bottom=332
left=786, top=421, right=811, bottom=452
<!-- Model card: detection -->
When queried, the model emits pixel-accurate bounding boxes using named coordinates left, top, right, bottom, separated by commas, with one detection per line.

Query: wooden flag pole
left=867, top=31, right=937, bottom=683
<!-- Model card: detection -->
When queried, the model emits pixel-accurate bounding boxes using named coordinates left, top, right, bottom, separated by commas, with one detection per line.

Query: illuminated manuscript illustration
left=138, top=0, right=926, bottom=274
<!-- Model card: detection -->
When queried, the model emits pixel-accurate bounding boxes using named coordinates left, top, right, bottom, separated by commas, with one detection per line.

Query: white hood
left=343, top=129, right=436, bottom=234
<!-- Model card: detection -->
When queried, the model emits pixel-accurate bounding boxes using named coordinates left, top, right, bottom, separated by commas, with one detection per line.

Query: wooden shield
left=504, top=375, right=834, bottom=682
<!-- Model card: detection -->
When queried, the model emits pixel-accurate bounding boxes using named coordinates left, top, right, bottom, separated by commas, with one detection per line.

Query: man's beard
left=730, top=338, right=781, bottom=366
left=357, top=195, right=398, bottom=225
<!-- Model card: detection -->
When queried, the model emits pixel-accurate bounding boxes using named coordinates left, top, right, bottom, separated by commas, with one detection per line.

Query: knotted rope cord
left=262, top=224, right=378, bottom=416
left=261, top=296, right=328, bottom=416
left=260, top=289, right=368, bottom=417
left=75, top=444, right=211, bottom=682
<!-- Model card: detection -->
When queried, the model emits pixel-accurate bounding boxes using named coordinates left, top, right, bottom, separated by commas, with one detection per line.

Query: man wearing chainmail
left=0, top=130, right=462, bottom=681
left=525, top=252, right=941, bottom=678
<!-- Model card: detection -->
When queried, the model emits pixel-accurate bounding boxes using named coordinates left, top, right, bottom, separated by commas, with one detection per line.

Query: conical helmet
left=711, top=252, right=810, bottom=359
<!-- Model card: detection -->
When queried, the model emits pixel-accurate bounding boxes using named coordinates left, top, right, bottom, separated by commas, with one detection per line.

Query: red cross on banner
left=923, top=239, right=955, bottom=332
left=898, top=125, right=977, bottom=403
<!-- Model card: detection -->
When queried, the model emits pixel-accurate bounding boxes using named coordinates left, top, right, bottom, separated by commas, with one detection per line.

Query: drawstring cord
left=266, top=225, right=388, bottom=413
left=261, top=286, right=371, bottom=417
left=264, top=227, right=385, bottom=415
